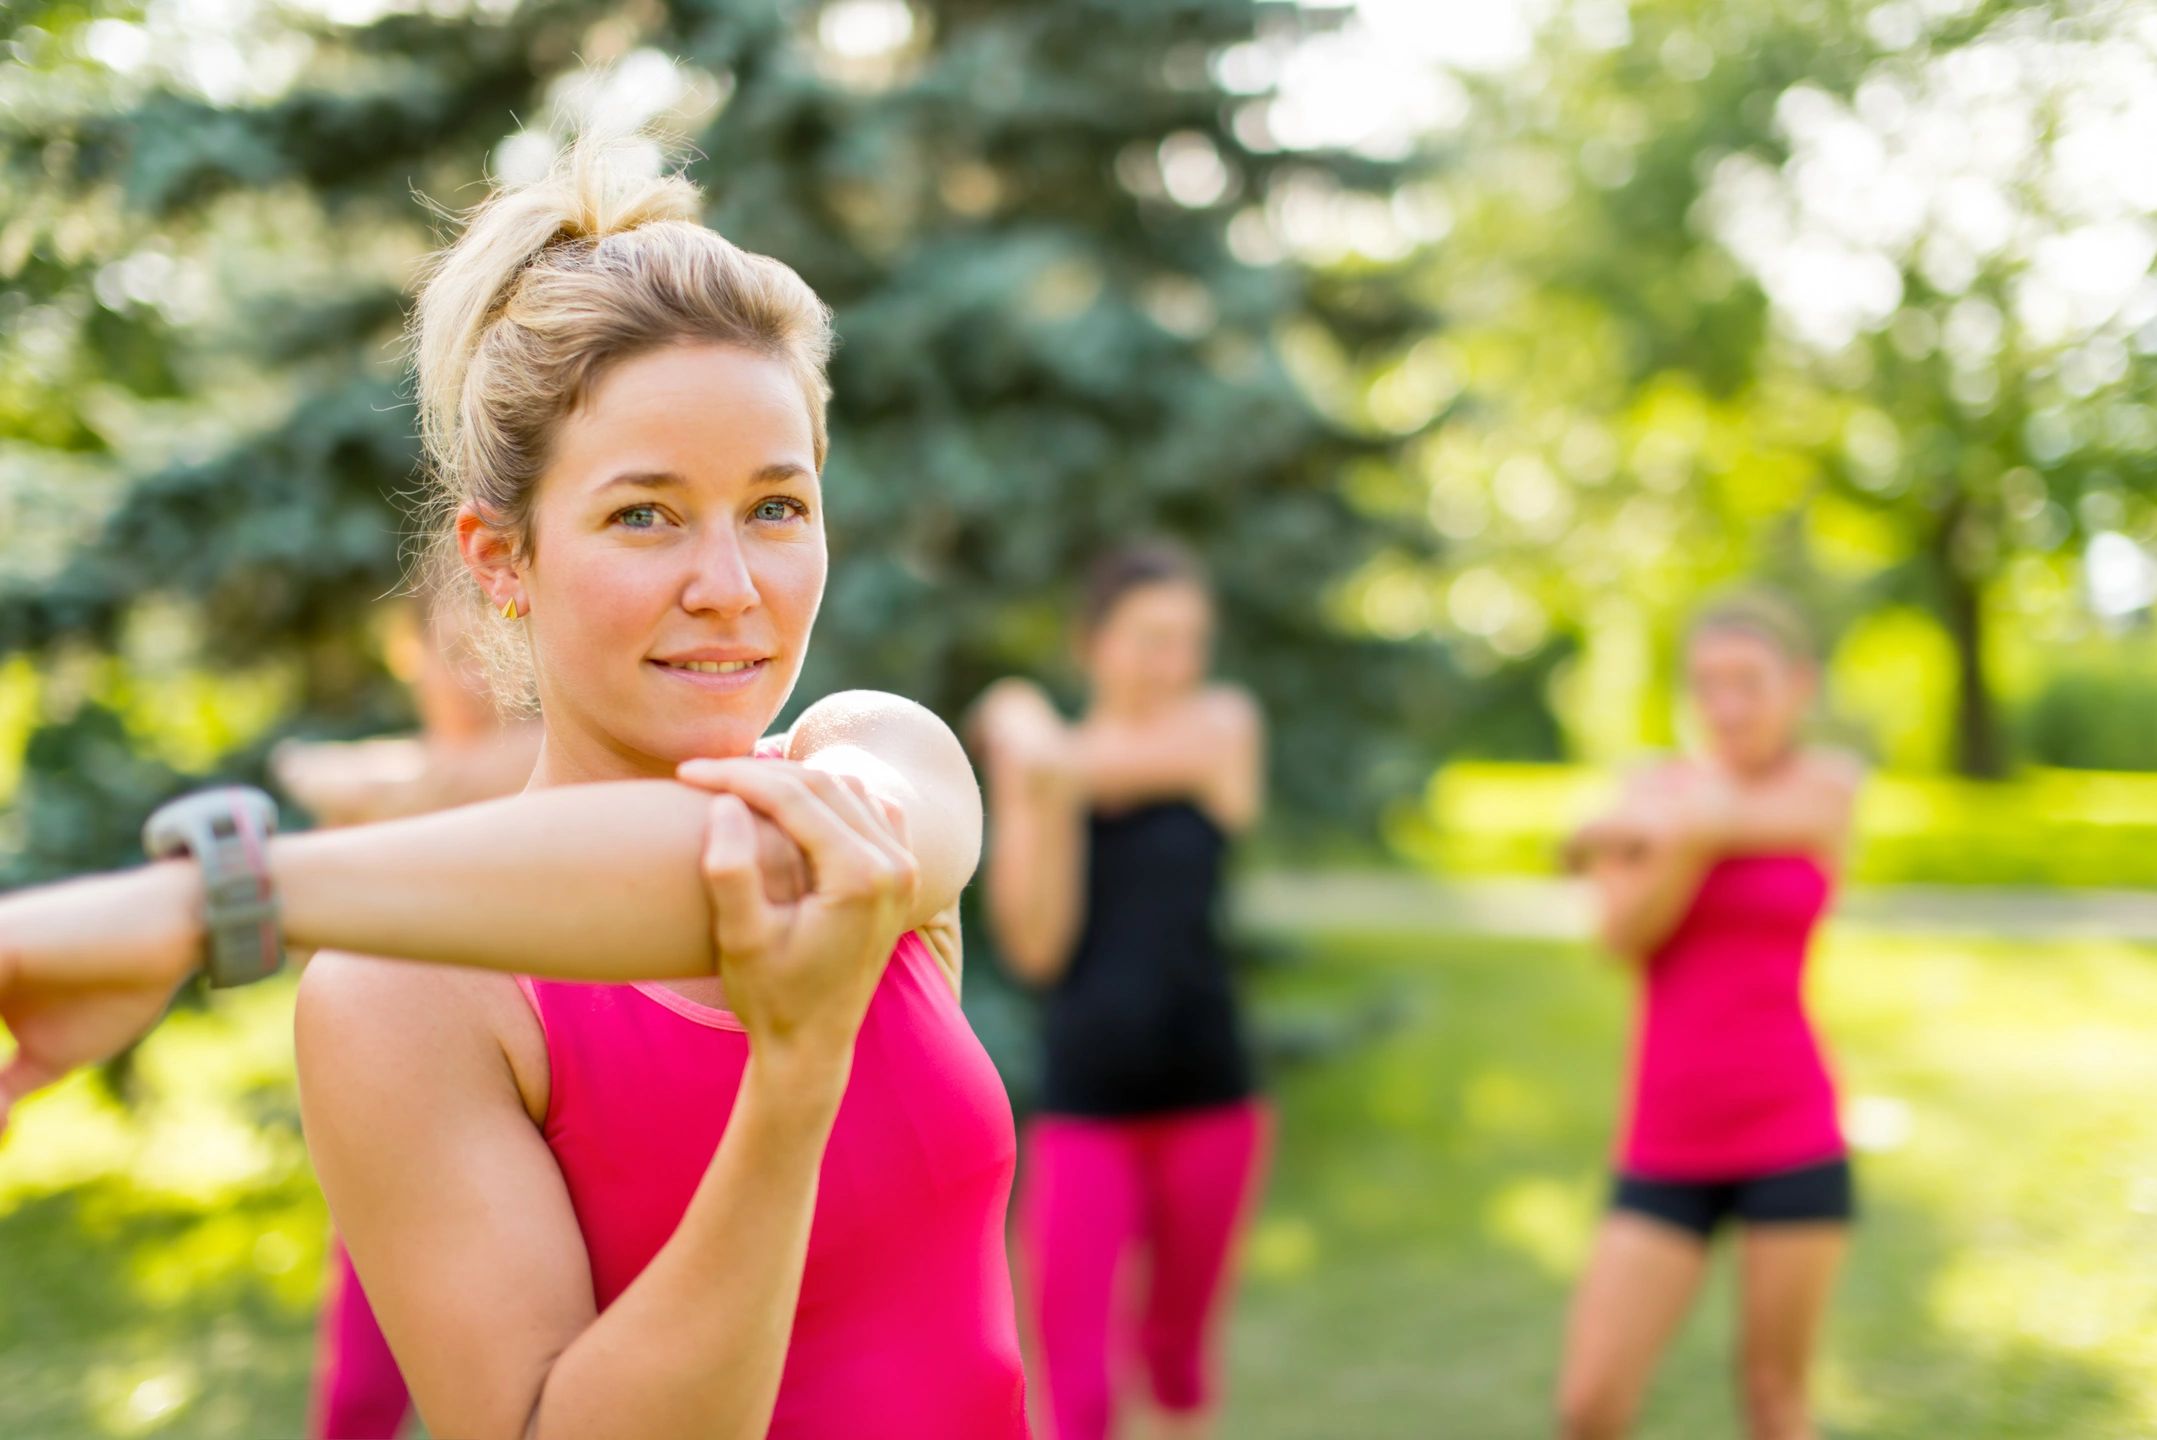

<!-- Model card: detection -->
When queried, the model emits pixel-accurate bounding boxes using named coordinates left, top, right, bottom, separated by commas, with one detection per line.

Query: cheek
left=756, top=537, right=826, bottom=630
left=540, top=546, right=673, bottom=656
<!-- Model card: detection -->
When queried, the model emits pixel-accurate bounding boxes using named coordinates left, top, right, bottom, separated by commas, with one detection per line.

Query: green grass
left=1223, top=928, right=2157, bottom=1438
left=5, top=926, right=2157, bottom=1437
left=1399, top=762, right=2157, bottom=889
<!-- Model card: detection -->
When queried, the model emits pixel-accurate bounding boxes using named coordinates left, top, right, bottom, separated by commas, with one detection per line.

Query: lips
left=657, top=658, right=760, bottom=675
left=649, top=656, right=770, bottom=691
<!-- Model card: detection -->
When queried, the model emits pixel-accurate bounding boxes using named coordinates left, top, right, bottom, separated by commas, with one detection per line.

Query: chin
left=669, top=719, right=769, bottom=764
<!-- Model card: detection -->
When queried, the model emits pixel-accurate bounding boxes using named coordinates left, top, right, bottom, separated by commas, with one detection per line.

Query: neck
left=523, top=727, right=680, bottom=792
left=1711, top=743, right=1800, bottom=785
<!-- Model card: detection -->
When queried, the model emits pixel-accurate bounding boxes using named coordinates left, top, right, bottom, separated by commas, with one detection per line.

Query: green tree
left=1396, top=0, right=2156, bottom=775
left=0, top=0, right=1441, bottom=882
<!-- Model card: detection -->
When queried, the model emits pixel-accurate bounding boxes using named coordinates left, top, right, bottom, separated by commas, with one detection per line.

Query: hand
left=969, top=681, right=1075, bottom=791
left=0, top=865, right=200, bottom=1136
left=272, top=736, right=431, bottom=826
left=674, top=760, right=918, bottom=1067
left=673, top=766, right=813, bottom=907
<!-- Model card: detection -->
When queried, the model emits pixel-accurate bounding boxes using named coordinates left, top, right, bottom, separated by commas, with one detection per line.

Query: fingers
left=798, top=771, right=917, bottom=910
left=689, top=764, right=915, bottom=908
left=701, top=794, right=775, bottom=958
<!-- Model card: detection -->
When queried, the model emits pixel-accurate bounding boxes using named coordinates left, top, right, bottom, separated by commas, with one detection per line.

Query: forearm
left=528, top=1050, right=846, bottom=1440
left=1694, top=788, right=1850, bottom=858
left=1594, top=846, right=1710, bottom=960
left=1073, top=727, right=1212, bottom=810
left=272, top=782, right=716, bottom=980
left=0, top=863, right=204, bottom=989
left=984, top=768, right=1085, bottom=985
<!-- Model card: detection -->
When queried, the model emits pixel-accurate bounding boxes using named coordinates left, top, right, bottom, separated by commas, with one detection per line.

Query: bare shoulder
left=1797, top=745, right=1866, bottom=794
left=1617, top=751, right=1689, bottom=798
left=296, top=953, right=541, bottom=1114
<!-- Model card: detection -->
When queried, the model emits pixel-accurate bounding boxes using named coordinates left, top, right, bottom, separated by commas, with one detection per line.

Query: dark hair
left=1081, top=540, right=1208, bottom=634
left=1687, top=589, right=1816, bottom=663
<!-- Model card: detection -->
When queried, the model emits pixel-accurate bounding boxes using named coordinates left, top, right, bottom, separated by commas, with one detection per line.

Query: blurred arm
left=1571, top=768, right=1710, bottom=961
left=1683, top=749, right=1862, bottom=861
left=975, top=681, right=1088, bottom=987
left=1073, top=687, right=1265, bottom=833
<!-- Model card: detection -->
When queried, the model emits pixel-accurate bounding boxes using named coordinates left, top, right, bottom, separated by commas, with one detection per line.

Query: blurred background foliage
left=2, top=0, right=2153, bottom=887
left=5, top=2, right=2157, bottom=1435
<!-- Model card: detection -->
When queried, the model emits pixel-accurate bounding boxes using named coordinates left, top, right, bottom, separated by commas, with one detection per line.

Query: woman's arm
left=1679, top=749, right=1863, bottom=860
left=1580, top=827, right=1712, bottom=962
left=1569, top=751, right=1862, bottom=961
left=1569, top=767, right=1710, bottom=962
left=975, top=685, right=1088, bottom=987
left=301, top=766, right=914, bottom=1440
left=680, top=690, right=980, bottom=993
left=300, top=959, right=843, bottom=1440
left=768, top=689, right=982, bottom=934
left=1073, top=687, right=1265, bottom=832
left=0, top=692, right=974, bottom=1117
left=271, top=724, right=544, bottom=827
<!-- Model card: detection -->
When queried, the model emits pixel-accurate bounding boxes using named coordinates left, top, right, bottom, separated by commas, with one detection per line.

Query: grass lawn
left=4, top=923, right=2156, bottom=1437
left=1223, top=925, right=2157, bottom=1439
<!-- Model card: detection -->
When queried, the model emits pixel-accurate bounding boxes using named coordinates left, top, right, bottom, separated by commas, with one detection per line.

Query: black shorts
left=1612, top=1157, right=1854, bottom=1240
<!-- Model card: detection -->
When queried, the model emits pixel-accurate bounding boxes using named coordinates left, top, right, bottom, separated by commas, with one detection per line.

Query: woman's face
left=1686, top=625, right=1812, bottom=772
left=1085, top=579, right=1213, bottom=713
left=486, top=342, right=826, bottom=776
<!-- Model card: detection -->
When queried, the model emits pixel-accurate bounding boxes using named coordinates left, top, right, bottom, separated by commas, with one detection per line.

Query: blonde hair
left=1688, top=588, right=1816, bottom=664
left=409, top=138, right=835, bottom=708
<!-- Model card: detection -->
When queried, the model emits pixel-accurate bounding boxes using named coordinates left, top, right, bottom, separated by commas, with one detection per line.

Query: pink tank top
left=1620, top=854, right=1845, bottom=1180
left=516, top=930, right=1030, bottom=1437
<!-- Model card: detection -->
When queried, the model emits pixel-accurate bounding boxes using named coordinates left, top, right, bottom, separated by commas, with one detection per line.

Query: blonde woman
left=0, top=141, right=1029, bottom=1439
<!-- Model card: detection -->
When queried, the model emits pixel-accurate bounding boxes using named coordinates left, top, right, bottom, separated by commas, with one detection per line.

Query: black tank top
left=1039, top=800, right=1256, bottom=1117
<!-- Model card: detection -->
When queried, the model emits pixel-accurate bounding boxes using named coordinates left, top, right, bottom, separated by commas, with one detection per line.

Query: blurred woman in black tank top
left=974, top=542, right=1270, bottom=1440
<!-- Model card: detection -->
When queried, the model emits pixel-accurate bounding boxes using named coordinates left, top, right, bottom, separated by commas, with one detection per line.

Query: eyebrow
left=595, top=463, right=816, bottom=494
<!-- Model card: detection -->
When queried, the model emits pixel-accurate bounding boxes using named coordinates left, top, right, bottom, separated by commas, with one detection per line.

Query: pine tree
left=1, top=0, right=1446, bottom=883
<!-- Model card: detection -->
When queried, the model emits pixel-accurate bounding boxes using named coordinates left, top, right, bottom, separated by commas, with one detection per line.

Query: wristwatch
left=142, top=786, right=286, bottom=988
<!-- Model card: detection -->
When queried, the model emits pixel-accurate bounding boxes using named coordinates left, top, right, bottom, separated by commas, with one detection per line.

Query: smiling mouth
left=656, top=659, right=763, bottom=675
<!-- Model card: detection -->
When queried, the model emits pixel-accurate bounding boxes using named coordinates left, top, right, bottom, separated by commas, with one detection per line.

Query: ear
left=457, top=506, right=523, bottom=614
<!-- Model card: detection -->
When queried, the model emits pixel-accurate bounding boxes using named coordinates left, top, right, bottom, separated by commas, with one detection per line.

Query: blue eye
left=754, top=497, right=808, bottom=523
left=615, top=504, right=660, bottom=529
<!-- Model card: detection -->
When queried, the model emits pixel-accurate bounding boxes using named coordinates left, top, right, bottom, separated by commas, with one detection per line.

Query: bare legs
left=1557, top=1214, right=1845, bottom=1440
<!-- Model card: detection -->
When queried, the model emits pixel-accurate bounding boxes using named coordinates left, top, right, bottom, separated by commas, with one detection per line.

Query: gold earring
left=500, top=598, right=519, bottom=620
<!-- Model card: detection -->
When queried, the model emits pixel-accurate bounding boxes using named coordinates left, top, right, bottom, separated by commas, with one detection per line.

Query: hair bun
left=410, top=137, right=703, bottom=475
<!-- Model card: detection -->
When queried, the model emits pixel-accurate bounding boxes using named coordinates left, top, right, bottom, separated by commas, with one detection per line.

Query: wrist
left=745, top=1037, right=854, bottom=1118
left=145, top=859, right=211, bottom=986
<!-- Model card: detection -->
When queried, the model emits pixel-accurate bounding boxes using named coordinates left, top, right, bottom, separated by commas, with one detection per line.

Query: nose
left=680, top=528, right=760, bottom=618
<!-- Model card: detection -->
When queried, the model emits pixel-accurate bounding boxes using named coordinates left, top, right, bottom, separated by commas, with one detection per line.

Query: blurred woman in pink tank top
left=1557, top=593, right=1863, bottom=1440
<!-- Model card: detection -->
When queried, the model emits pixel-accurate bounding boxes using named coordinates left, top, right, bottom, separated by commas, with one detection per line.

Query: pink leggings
left=308, top=1239, right=411, bottom=1440
left=1019, top=1100, right=1271, bottom=1440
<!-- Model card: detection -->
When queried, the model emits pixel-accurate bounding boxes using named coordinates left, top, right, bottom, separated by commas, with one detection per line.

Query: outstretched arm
left=972, top=681, right=1088, bottom=987
left=1, top=693, right=973, bottom=1126
left=1072, top=686, right=1265, bottom=833
left=1568, top=751, right=1861, bottom=962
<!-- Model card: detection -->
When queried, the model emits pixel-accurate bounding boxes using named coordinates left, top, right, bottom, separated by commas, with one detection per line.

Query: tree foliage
left=0, top=0, right=1446, bottom=880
